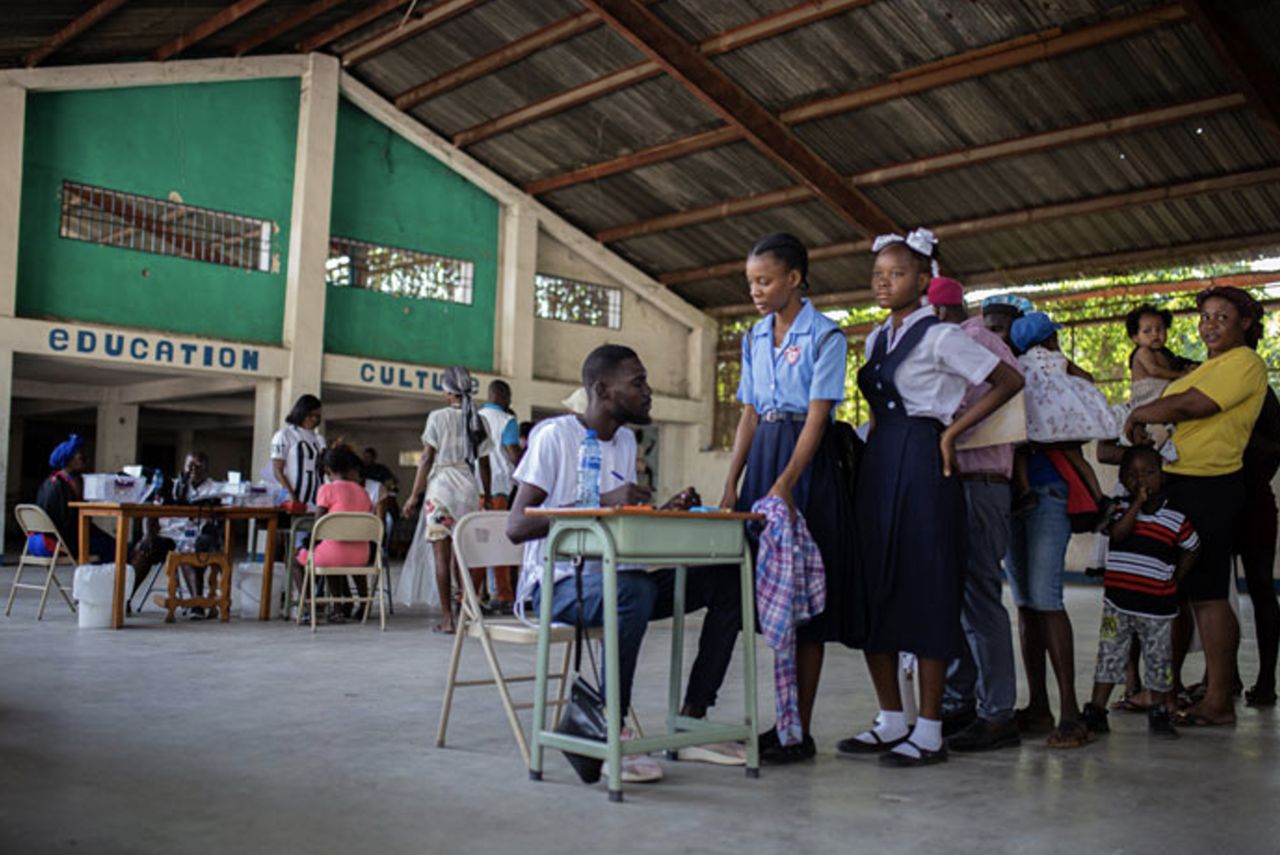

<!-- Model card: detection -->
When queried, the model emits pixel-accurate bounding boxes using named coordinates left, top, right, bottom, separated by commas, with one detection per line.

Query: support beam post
left=95, top=399, right=139, bottom=472
left=252, top=379, right=280, bottom=481
left=280, top=54, right=340, bottom=413
left=0, top=347, right=11, bottom=556
left=497, top=204, right=538, bottom=381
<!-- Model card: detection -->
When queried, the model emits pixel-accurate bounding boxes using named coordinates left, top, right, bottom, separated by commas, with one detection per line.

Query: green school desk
left=527, top=507, right=762, bottom=801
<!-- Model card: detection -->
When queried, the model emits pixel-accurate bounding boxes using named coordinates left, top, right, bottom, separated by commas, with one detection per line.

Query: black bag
left=554, top=557, right=607, bottom=784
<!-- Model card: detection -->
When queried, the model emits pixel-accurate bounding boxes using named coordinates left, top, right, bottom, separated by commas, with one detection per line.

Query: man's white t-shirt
left=512, top=415, right=637, bottom=606
left=477, top=405, right=516, bottom=496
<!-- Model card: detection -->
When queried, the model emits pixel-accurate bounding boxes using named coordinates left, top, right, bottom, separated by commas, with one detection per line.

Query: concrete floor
left=1, top=567, right=1276, bottom=855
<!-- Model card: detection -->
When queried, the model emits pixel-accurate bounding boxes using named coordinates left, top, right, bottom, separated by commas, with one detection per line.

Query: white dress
left=421, top=406, right=492, bottom=542
left=1019, top=346, right=1119, bottom=442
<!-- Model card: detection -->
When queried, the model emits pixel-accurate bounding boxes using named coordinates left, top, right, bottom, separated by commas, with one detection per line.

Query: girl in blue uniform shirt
left=841, top=229, right=1023, bottom=767
left=720, top=233, right=855, bottom=764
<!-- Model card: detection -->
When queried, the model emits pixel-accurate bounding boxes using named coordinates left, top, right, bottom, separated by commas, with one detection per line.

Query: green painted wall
left=16, top=80, right=299, bottom=344
left=326, top=98, right=498, bottom=370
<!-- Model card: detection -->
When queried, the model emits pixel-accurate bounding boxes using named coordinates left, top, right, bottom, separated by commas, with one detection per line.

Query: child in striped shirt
left=1082, top=446, right=1199, bottom=739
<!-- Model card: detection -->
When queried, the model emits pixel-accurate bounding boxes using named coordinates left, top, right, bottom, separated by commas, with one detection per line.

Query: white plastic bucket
left=234, top=561, right=285, bottom=619
left=72, top=564, right=135, bottom=629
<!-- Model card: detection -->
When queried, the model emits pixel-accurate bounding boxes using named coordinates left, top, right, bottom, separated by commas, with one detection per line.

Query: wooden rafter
left=23, top=0, right=131, bottom=67
left=395, top=10, right=602, bottom=110
left=579, top=0, right=896, bottom=236
left=596, top=94, right=1247, bottom=243
left=153, top=0, right=274, bottom=61
left=233, top=0, right=350, bottom=56
left=340, top=0, right=487, bottom=67
left=524, top=4, right=1187, bottom=196
left=454, top=0, right=871, bottom=148
left=1179, top=0, right=1280, bottom=147
left=297, top=0, right=406, bottom=53
left=662, top=166, right=1280, bottom=287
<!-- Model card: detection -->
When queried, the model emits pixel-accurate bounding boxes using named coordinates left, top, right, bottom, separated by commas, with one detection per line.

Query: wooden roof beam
left=574, top=0, right=897, bottom=235
left=297, top=0, right=406, bottom=53
left=153, top=0, right=274, bottom=61
left=24, top=0, right=131, bottom=67
left=394, top=10, right=602, bottom=110
left=663, top=165, right=1280, bottom=286
left=596, top=94, right=1247, bottom=243
left=232, top=0, right=349, bottom=56
left=340, top=0, right=486, bottom=67
left=1179, top=0, right=1280, bottom=147
left=454, top=0, right=871, bottom=148
left=525, top=4, right=1187, bottom=196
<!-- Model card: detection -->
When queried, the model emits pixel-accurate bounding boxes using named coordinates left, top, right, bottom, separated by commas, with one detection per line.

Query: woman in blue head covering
left=31, top=434, right=114, bottom=562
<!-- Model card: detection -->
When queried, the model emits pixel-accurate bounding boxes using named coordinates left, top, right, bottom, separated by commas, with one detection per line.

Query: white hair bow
left=871, top=227, right=940, bottom=277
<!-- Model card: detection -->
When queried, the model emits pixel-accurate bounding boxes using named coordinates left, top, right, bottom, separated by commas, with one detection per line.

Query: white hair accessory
left=871, top=227, right=941, bottom=277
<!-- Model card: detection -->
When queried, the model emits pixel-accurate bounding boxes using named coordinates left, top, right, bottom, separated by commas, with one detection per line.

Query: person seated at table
left=130, top=451, right=224, bottom=619
left=295, top=445, right=374, bottom=624
left=507, top=344, right=747, bottom=783
left=30, top=434, right=116, bottom=563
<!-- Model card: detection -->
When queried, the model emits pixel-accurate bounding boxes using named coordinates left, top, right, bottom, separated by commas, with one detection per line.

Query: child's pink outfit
left=296, top=480, right=373, bottom=568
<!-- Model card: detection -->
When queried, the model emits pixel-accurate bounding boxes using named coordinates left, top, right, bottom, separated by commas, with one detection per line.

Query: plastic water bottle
left=576, top=429, right=602, bottom=508
left=150, top=469, right=165, bottom=504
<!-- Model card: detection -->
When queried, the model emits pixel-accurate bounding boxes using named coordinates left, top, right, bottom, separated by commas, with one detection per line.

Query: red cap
left=928, top=276, right=964, bottom=306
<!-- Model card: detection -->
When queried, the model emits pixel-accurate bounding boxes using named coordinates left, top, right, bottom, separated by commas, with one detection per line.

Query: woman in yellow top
left=1124, top=286, right=1269, bottom=726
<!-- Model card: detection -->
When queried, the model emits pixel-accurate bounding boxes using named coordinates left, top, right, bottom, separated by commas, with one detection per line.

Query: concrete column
left=251, top=379, right=280, bottom=480
left=95, top=400, right=139, bottom=473
left=0, top=84, right=24, bottom=320
left=687, top=318, right=718, bottom=449
left=497, top=204, right=538, bottom=383
left=280, top=53, right=339, bottom=412
left=0, top=347, right=11, bottom=554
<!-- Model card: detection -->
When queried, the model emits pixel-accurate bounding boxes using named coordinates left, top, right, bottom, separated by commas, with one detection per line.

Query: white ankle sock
left=910, top=717, right=942, bottom=751
left=858, top=710, right=908, bottom=744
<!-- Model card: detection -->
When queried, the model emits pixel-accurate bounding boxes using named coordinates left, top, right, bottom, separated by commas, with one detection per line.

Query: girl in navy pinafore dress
left=721, top=233, right=856, bottom=765
left=839, top=229, right=1024, bottom=768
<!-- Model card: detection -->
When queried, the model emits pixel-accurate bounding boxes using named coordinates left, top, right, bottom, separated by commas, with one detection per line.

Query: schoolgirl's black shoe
left=760, top=734, right=816, bottom=765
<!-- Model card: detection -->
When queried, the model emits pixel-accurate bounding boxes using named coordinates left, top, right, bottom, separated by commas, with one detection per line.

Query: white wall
left=534, top=229, right=691, bottom=398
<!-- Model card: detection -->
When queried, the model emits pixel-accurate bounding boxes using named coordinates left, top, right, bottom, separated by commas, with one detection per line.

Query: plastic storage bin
left=72, top=564, right=135, bottom=629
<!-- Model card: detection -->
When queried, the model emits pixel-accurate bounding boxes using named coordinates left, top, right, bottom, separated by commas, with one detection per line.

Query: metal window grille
left=326, top=236, right=474, bottom=305
left=534, top=273, right=622, bottom=329
left=59, top=181, right=274, bottom=272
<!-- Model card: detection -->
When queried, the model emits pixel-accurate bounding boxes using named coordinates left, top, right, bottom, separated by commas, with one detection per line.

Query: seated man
left=507, top=344, right=745, bottom=783
left=131, top=451, right=224, bottom=618
left=32, top=434, right=115, bottom=561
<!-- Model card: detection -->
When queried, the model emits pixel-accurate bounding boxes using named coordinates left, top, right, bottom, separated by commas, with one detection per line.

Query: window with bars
left=534, top=273, right=622, bottom=329
left=59, top=181, right=275, bottom=272
left=326, top=237, right=474, bottom=305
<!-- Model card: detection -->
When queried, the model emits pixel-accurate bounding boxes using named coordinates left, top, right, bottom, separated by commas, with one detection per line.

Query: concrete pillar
left=280, top=53, right=339, bottom=412
left=95, top=400, right=139, bottom=473
left=0, top=347, right=11, bottom=554
left=497, top=204, right=538, bottom=384
left=251, top=379, right=280, bottom=480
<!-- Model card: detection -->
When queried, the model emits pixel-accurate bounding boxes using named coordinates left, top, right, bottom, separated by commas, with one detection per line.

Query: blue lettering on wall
left=242, top=350, right=259, bottom=372
left=156, top=340, right=174, bottom=363
left=180, top=343, right=197, bottom=365
left=360, top=363, right=375, bottom=382
left=129, top=337, right=148, bottom=360
left=48, top=329, right=69, bottom=351
left=104, top=333, right=124, bottom=357
left=76, top=330, right=96, bottom=353
left=44, top=326, right=262, bottom=375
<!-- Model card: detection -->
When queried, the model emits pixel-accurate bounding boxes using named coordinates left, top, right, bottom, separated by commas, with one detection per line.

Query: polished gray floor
left=1, top=568, right=1276, bottom=855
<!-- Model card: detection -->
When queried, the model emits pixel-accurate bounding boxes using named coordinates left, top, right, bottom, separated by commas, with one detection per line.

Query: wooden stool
left=155, top=552, right=233, bottom=623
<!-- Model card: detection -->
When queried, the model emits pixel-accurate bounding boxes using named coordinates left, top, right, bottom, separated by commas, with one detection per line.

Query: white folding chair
left=437, top=511, right=578, bottom=766
left=295, top=512, right=387, bottom=632
left=7, top=505, right=78, bottom=620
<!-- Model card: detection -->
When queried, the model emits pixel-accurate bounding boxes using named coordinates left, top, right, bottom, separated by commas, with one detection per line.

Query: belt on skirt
left=760, top=410, right=806, bottom=423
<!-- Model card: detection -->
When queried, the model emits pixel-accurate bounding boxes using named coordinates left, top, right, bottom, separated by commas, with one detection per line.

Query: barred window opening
left=326, top=236, right=474, bottom=305
left=59, top=181, right=274, bottom=272
left=534, top=273, right=622, bottom=329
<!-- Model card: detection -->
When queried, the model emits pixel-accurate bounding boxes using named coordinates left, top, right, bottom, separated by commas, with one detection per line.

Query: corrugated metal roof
left=1, top=0, right=1277, bottom=311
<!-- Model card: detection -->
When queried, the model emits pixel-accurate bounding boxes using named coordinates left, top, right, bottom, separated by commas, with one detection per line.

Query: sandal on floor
left=1245, top=687, right=1278, bottom=707
left=1015, top=707, right=1056, bottom=736
left=878, top=740, right=948, bottom=767
left=1171, top=710, right=1235, bottom=727
left=1046, top=719, right=1091, bottom=749
left=1110, top=694, right=1152, bottom=713
left=432, top=623, right=455, bottom=635
left=837, top=729, right=908, bottom=755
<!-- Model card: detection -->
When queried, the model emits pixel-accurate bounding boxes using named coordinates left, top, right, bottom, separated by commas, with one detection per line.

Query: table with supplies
left=527, top=506, right=762, bottom=801
left=69, top=502, right=283, bottom=629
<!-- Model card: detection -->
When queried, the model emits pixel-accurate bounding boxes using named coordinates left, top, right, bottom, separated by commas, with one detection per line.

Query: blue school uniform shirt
left=737, top=299, right=847, bottom=415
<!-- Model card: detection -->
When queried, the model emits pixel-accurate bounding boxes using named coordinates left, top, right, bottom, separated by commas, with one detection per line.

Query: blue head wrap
left=49, top=434, right=83, bottom=470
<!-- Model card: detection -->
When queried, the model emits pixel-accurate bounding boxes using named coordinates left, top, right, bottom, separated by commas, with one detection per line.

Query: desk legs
left=740, top=553, right=759, bottom=776
left=259, top=515, right=278, bottom=621
left=602, top=551, right=623, bottom=802
left=77, top=513, right=90, bottom=566
left=529, top=555, right=557, bottom=780
left=666, top=566, right=686, bottom=754
left=111, top=514, right=128, bottom=629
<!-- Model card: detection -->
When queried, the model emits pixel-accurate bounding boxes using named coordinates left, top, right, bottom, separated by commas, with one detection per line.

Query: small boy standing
left=1081, top=446, right=1200, bottom=739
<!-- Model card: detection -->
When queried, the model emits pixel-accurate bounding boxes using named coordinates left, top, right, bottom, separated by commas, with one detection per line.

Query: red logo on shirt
left=784, top=345, right=801, bottom=365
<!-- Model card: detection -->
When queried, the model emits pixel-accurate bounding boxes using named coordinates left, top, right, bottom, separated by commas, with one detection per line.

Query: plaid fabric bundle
left=752, top=496, right=826, bottom=747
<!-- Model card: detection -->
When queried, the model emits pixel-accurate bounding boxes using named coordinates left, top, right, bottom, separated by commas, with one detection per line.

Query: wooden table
left=69, top=502, right=283, bottom=629
left=526, top=507, right=762, bottom=802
